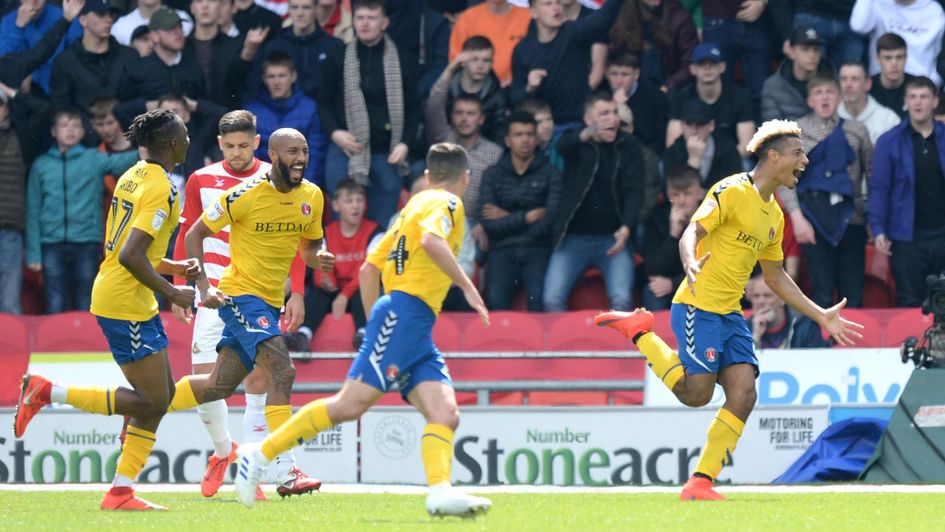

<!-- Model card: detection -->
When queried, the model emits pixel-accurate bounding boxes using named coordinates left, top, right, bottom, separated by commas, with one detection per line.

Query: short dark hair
left=451, top=94, right=484, bottom=115
left=124, top=108, right=180, bottom=148
left=584, top=90, right=614, bottom=113
left=88, top=97, right=119, bottom=121
left=666, top=166, right=701, bottom=191
left=516, top=98, right=551, bottom=117
left=263, top=51, right=295, bottom=73
left=219, top=110, right=256, bottom=136
left=506, top=110, right=537, bottom=130
left=426, top=142, right=468, bottom=183
left=157, top=92, right=187, bottom=108
left=807, top=72, right=840, bottom=92
left=462, top=35, right=493, bottom=53
left=839, top=61, right=868, bottom=77
left=333, top=178, right=366, bottom=198
left=52, top=107, right=83, bottom=124
left=876, top=32, right=907, bottom=54
left=905, top=76, right=937, bottom=96
left=757, top=135, right=799, bottom=161
left=352, top=0, right=385, bottom=14
left=606, top=49, right=640, bottom=69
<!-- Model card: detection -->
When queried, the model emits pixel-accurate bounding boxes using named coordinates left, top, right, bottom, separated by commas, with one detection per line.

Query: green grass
left=1, top=491, right=942, bottom=531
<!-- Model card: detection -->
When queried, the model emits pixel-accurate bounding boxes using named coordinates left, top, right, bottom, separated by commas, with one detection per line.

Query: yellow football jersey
left=91, top=161, right=180, bottom=320
left=203, top=175, right=324, bottom=308
left=673, top=173, right=784, bottom=314
left=366, top=188, right=465, bottom=314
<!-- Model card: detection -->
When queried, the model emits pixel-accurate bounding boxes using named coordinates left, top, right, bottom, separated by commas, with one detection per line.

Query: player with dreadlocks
left=14, top=109, right=199, bottom=511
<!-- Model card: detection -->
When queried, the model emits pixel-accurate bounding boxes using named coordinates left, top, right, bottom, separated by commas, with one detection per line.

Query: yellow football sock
left=167, top=376, right=198, bottom=412
left=694, top=408, right=745, bottom=480
left=116, top=426, right=156, bottom=480
left=637, top=332, right=685, bottom=391
left=261, top=400, right=333, bottom=462
left=65, top=386, right=116, bottom=416
left=265, top=404, right=292, bottom=431
left=421, top=423, right=454, bottom=486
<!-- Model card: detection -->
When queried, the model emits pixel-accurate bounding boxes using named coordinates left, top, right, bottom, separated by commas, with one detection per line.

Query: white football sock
left=197, top=399, right=232, bottom=457
left=50, top=384, right=67, bottom=404
left=243, top=393, right=269, bottom=443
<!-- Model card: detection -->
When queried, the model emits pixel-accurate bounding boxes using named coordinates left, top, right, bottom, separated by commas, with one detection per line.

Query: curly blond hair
left=747, top=119, right=802, bottom=155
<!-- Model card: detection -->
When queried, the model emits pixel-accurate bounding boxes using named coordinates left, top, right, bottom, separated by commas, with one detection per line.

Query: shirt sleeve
left=759, top=214, right=785, bottom=262
left=418, top=197, right=459, bottom=241
left=132, top=180, right=174, bottom=238
left=303, top=188, right=325, bottom=240
left=690, top=182, right=733, bottom=234
left=202, top=183, right=249, bottom=233
left=366, top=226, right=395, bottom=270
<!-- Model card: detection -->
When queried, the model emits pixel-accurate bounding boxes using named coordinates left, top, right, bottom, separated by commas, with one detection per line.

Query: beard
left=275, top=158, right=304, bottom=189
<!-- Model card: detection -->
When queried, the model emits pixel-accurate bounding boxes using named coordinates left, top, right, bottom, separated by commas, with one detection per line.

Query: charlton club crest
left=386, top=364, right=400, bottom=381
left=705, top=347, right=717, bottom=363
left=301, top=203, right=311, bottom=216
left=256, top=316, right=270, bottom=328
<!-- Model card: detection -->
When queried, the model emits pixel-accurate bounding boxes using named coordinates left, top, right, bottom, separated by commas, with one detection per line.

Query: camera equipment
left=901, top=274, right=945, bottom=368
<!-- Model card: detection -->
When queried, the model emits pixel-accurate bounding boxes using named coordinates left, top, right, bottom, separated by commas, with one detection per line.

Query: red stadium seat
left=651, top=310, right=677, bottom=349
left=883, top=308, right=933, bottom=348
left=864, top=244, right=896, bottom=308
left=461, top=311, right=544, bottom=351
left=0, top=314, right=30, bottom=406
left=546, top=311, right=630, bottom=351
left=33, top=312, right=109, bottom=352
left=832, top=308, right=882, bottom=347
left=567, top=270, right=610, bottom=311
left=311, top=314, right=356, bottom=352
left=432, top=313, right=463, bottom=353
left=160, top=312, right=195, bottom=378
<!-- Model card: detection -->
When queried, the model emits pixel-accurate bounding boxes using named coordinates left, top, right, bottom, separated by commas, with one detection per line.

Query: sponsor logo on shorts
left=705, top=347, right=717, bottom=363
left=386, top=364, right=400, bottom=381
left=256, top=316, right=270, bottom=328
left=301, top=202, right=311, bottom=216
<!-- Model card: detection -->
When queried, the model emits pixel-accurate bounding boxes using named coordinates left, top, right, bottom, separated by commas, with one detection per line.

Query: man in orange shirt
left=448, top=0, right=530, bottom=86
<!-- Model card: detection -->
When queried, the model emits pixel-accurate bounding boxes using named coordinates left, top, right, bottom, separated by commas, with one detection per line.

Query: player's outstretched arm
left=119, top=228, right=196, bottom=310
left=679, top=221, right=710, bottom=296
left=759, top=259, right=864, bottom=346
left=300, top=237, right=335, bottom=273
left=359, top=262, right=382, bottom=316
left=421, top=233, right=489, bottom=326
left=185, top=219, right=225, bottom=308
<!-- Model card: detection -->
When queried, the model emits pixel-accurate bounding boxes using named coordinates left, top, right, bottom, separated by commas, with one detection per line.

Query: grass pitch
left=1, top=489, right=943, bottom=531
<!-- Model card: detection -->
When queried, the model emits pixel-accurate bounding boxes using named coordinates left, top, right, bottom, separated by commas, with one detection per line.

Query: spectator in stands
left=384, top=0, right=450, bottom=99
left=544, top=92, right=645, bottom=312
left=607, top=0, right=698, bottom=91
left=761, top=24, right=832, bottom=122
left=0, top=0, right=83, bottom=95
left=437, top=37, right=509, bottom=145
left=315, top=0, right=353, bottom=43
left=186, top=0, right=268, bottom=109
left=870, top=76, right=945, bottom=307
left=299, top=178, right=378, bottom=349
left=88, top=97, right=135, bottom=222
left=111, top=0, right=193, bottom=45
left=129, top=25, right=152, bottom=57
left=117, top=9, right=206, bottom=104
left=850, top=0, right=944, bottom=87
left=217, top=0, right=239, bottom=38
left=701, top=0, right=772, bottom=108
left=511, top=0, right=625, bottom=128
left=246, top=52, right=326, bottom=186
left=448, top=0, right=531, bottom=86
left=516, top=98, right=564, bottom=171
left=768, top=0, right=864, bottom=68
left=0, top=89, right=24, bottom=314
left=318, top=0, right=418, bottom=228
left=562, top=0, right=592, bottom=20
left=666, top=42, right=755, bottom=159
left=426, top=60, right=503, bottom=253
left=869, top=32, right=912, bottom=118
left=252, top=0, right=343, bottom=101
left=51, top=0, right=137, bottom=130
left=25, top=108, right=139, bottom=314
left=610, top=100, right=661, bottom=223
left=663, top=99, right=742, bottom=189
left=479, top=111, right=562, bottom=311
left=232, top=0, right=283, bottom=43
left=745, top=272, right=831, bottom=349
left=641, top=166, right=703, bottom=310
left=604, top=49, right=668, bottom=156
left=838, top=61, right=901, bottom=144
left=780, top=73, right=872, bottom=309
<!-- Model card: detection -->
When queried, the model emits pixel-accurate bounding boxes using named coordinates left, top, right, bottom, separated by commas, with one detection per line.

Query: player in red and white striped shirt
left=172, top=111, right=319, bottom=500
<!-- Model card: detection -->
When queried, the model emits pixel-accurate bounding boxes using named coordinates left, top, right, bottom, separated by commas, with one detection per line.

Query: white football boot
left=234, top=442, right=269, bottom=508
left=425, top=482, right=492, bottom=517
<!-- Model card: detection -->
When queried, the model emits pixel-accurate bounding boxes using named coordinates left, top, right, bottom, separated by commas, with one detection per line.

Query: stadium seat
left=311, top=314, right=356, bottom=352
left=432, top=313, right=463, bottom=353
left=33, top=312, right=109, bottom=352
left=546, top=311, right=629, bottom=351
left=651, top=310, right=677, bottom=349
left=831, top=308, right=882, bottom=347
left=883, top=308, right=933, bottom=348
left=864, top=244, right=896, bottom=308
left=461, top=311, right=544, bottom=351
left=567, top=269, right=610, bottom=311
left=160, top=312, right=194, bottom=378
left=0, top=314, right=30, bottom=406
left=527, top=391, right=609, bottom=406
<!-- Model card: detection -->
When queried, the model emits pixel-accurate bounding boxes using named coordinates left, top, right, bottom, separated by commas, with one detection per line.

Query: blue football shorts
left=670, top=303, right=758, bottom=376
left=217, top=294, right=282, bottom=371
left=96, top=314, right=168, bottom=365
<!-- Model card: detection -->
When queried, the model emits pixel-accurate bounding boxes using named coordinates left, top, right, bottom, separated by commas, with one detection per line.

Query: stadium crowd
left=2, top=0, right=945, bottom=332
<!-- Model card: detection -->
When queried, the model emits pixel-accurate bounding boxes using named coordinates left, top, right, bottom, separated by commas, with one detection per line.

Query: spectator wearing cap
left=761, top=24, right=833, bottom=122
left=780, top=72, right=872, bottom=309
left=0, top=0, right=84, bottom=95
left=700, top=0, right=773, bottom=108
left=851, top=0, right=944, bottom=87
left=116, top=8, right=206, bottom=104
left=129, top=25, right=152, bottom=57
left=51, top=0, right=137, bottom=128
left=111, top=0, right=193, bottom=46
left=666, top=41, right=756, bottom=159
left=870, top=76, right=945, bottom=307
left=768, top=0, right=864, bottom=68
left=838, top=60, right=901, bottom=144
left=662, top=99, right=741, bottom=189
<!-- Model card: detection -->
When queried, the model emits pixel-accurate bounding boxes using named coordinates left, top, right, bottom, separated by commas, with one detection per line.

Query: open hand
left=685, top=252, right=711, bottom=296
left=820, top=298, right=865, bottom=346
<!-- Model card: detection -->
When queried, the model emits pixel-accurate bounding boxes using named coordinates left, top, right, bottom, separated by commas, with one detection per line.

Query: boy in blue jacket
left=26, top=108, right=139, bottom=313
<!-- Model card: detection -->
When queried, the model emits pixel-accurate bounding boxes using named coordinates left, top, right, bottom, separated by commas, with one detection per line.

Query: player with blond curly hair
left=595, top=120, right=865, bottom=501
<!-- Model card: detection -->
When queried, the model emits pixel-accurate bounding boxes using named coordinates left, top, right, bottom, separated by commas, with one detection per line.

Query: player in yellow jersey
left=231, top=143, right=492, bottom=517
left=595, top=120, right=865, bottom=501
left=161, top=128, right=333, bottom=496
left=14, top=109, right=199, bottom=510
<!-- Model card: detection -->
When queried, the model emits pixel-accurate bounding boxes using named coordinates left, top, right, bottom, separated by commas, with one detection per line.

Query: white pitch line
left=2, top=484, right=945, bottom=494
